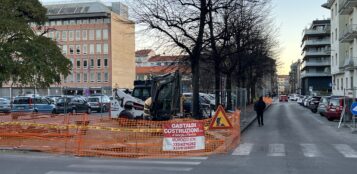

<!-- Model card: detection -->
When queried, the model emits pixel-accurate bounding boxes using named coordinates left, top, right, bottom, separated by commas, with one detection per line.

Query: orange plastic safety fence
left=0, top=111, right=242, bottom=159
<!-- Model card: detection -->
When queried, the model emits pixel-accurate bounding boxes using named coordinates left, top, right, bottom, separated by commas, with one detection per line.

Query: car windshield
left=57, top=98, right=72, bottom=103
left=329, top=99, right=340, bottom=106
left=88, top=98, right=99, bottom=102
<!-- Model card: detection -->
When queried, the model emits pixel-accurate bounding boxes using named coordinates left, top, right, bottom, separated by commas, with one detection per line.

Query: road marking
left=88, top=159, right=201, bottom=165
left=333, top=144, right=357, bottom=158
left=68, top=164, right=193, bottom=172
left=300, top=144, right=321, bottom=157
left=232, top=143, right=254, bottom=156
left=46, top=171, right=101, bottom=174
left=267, top=144, right=285, bottom=157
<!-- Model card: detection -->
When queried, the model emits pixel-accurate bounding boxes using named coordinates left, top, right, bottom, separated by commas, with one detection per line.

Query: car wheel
left=87, top=108, right=91, bottom=114
left=119, top=110, right=134, bottom=119
left=52, top=109, right=57, bottom=114
left=72, top=108, right=77, bottom=114
left=319, top=113, right=324, bottom=116
left=102, top=106, right=107, bottom=112
left=327, top=116, right=334, bottom=121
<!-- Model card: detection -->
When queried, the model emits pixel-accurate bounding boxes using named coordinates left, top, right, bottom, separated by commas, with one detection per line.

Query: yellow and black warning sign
left=209, top=105, right=233, bottom=130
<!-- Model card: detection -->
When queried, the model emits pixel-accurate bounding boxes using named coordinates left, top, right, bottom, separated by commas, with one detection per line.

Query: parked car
left=289, top=94, right=299, bottom=101
left=182, top=93, right=213, bottom=118
left=45, top=95, right=62, bottom=104
left=279, top=95, right=288, bottom=102
left=317, top=96, right=331, bottom=116
left=55, top=96, right=91, bottom=114
left=303, top=96, right=312, bottom=107
left=87, top=95, right=111, bottom=112
left=11, top=96, right=56, bottom=113
left=0, top=98, right=11, bottom=113
left=325, top=97, right=344, bottom=121
left=297, top=96, right=305, bottom=105
left=308, top=96, right=321, bottom=113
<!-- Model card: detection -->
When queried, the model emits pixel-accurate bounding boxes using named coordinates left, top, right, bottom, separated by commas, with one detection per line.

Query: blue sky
left=272, top=0, right=329, bottom=74
left=42, top=0, right=330, bottom=75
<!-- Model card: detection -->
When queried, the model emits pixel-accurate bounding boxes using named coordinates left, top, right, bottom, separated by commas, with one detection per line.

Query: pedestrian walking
left=254, top=96, right=266, bottom=127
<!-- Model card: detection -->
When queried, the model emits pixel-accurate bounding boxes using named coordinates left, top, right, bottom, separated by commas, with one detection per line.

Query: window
left=97, top=19, right=103, bottom=23
left=96, top=44, right=101, bottom=54
left=82, top=30, right=87, bottom=40
left=90, top=18, right=96, bottom=24
left=351, top=77, right=353, bottom=89
left=62, top=45, right=67, bottom=54
left=337, top=79, right=339, bottom=90
left=55, top=31, right=60, bottom=41
left=49, top=31, right=54, bottom=40
left=83, top=59, right=88, bottom=68
left=83, top=72, right=88, bottom=82
left=90, top=72, right=94, bottom=82
left=335, top=28, right=337, bottom=41
left=69, top=45, right=74, bottom=55
left=69, top=31, right=74, bottom=41
left=63, top=20, right=69, bottom=25
left=104, top=72, right=109, bottom=82
left=335, top=3, right=337, bottom=16
left=103, top=29, right=108, bottom=40
left=77, top=60, right=81, bottom=69
left=331, top=32, right=334, bottom=44
left=50, top=21, right=56, bottom=26
left=104, top=18, right=110, bottom=23
left=56, top=20, right=62, bottom=26
left=96, top=30, right=102, bottom=40
left=83, top=44, right=88, bottom=55
left=76, top=45, right=81, bottom=55
left=346, top=78, right=348, bottom=89
left=77, top=73, right=81, bottom=82
left=97, top=58, right=101, bottom=68
left=70, top=20, right=75, bottom=25
left=103, top=43, right=108, bottom=54
left=76, top=19, right=82, bottom=24
left=336, top=53, right=338, bottom=65
left=76, top=30, right=81, bottom=41
left=89, top=44, right=94, bottom=54
left=62, top=31, right=67, bottom=41
left=89, top=30, right=94, bottom=40
left=82, top=19, right=89, bottom=24
left=97, top=72, right=101, bottom=82
left=104, top=58, right=108, bottom=67
left=341, top=78, right=344, bottom=90
left=90, top=59, right=94, bottom=68
left=331, top=56, right=334, bottom=65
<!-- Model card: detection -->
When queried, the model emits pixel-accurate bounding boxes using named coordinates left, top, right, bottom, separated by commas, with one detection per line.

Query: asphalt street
left=1, top=101, right=357, bottom=174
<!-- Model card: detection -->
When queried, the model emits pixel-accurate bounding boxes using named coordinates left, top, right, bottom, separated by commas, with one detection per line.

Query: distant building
left=278, top=75, right=290, bottom=95
left=300, top=19, right=332, bottom=95
left=323, top=1, right=357, bottom=97
left=289, top=60, right=301, bottom=94
left=1, top=1, right=135, bottom=96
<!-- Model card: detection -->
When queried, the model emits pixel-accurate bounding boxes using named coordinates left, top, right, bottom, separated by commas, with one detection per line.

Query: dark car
left=87, top=95, right=111, bottom=112
left=308, top=96, right=321, bottom=113
left=55, top=96, right=91, bottom=114
left=182, top=93, right=213, bottom=118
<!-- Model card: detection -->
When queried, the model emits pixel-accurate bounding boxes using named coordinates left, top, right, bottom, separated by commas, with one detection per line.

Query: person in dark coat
left=254, top=96, right=266, bottom=127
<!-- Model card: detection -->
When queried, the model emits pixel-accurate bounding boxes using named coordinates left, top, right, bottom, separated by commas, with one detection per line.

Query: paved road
left=1, top=101, right=357, bottom=174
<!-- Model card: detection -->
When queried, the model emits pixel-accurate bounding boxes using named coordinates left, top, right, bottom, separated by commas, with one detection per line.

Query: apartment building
left=0, top=1, right=135, bottom=97
left=289, top=60, right=301, bottom=94
left=323, top=0, right=357, bottom=97
left=300, top=19, right=332, bottom=95
left=278, top=75, right=290, bottom=95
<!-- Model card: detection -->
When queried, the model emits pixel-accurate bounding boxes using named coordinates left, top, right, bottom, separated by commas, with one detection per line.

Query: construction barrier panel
left=0, top=109, right=242, bottom=158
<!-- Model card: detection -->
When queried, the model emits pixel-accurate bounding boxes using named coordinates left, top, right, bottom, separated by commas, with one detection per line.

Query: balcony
left=339, top=0, right=357, bottom=15
left=303, top=27, right=331, bottom=36
left=302, top=51, right=330, bottom=59
left=343, top=57, right=357, bottom=70
left=339, top=24, right=357, bottom=42
left=301, top=39, right=330, bottom=49
left=301, top=71, right=331, bottom=78
left=301, top=60, right=330, bottom=70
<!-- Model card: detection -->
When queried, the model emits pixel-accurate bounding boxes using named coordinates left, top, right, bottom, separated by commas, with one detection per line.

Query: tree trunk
left=215, top=63, right=220, bottom=109
left=226, top=73, right=232, bottom=110
left=191, top=58, right=200, bottom=119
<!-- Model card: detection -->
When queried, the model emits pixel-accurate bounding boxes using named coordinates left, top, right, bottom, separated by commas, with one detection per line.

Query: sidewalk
left=240, top=99, right=274, bottom=133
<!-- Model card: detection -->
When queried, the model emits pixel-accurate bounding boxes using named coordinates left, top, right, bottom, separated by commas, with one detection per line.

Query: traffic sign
left=350, top=102, right=357, bottom=115
left=209, top=105, right=233, bottom=129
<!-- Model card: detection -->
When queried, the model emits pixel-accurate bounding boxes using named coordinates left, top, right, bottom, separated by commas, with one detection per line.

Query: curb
left=240, top=103, right=272, bottom=133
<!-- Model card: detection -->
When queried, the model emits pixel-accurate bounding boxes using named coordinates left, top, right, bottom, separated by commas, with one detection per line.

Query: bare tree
left=132, top=0, right=209, bottom=119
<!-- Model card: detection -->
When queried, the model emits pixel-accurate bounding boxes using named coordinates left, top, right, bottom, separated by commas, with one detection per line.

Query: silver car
left=317, top=96, right=330, bottom=116
left=0, top=98, right=11, bottom=113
